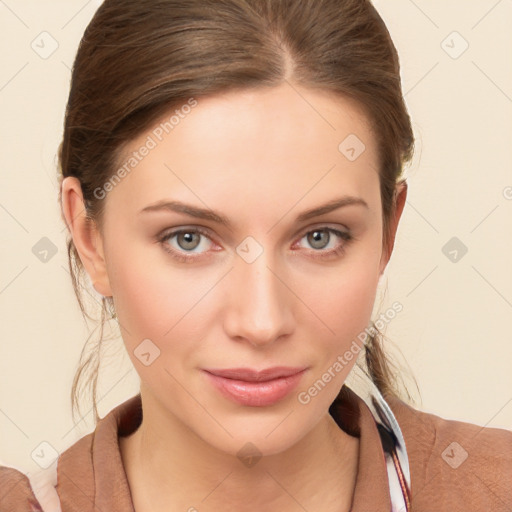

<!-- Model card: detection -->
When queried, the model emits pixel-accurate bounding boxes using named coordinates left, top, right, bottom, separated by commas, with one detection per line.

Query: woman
left=1, top=0, right=511, bottom=511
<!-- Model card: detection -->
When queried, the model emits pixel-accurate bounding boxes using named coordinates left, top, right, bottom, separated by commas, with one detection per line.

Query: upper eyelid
left=162, top=223, right=349, bottom=236
left=161, top=224, right=350, bottom=248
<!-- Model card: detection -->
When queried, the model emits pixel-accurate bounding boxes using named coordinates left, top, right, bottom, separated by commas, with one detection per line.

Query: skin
left=61, top=82, right=407, bottom=512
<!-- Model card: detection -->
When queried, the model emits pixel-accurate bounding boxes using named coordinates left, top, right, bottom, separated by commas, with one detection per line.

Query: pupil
left=180, top=232, right=197, bottom=250
left=310, top=230, right=328, bottom=249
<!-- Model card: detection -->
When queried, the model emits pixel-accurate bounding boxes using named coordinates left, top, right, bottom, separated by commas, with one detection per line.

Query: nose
left=223, top=250, right=294, bottom=348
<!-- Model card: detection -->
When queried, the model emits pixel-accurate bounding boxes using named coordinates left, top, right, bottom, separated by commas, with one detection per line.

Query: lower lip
left=203, top=370, right=307, bottom=407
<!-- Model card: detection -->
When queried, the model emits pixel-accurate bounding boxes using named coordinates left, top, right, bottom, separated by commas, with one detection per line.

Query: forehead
left=104, top=84, right=379, bottom=219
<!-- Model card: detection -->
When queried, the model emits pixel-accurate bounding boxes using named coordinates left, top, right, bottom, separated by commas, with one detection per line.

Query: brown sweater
left=1, top=385, right=511, bottom=511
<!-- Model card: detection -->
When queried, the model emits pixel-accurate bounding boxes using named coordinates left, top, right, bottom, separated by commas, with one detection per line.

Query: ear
left=379, top=180, right=407, bottom=275
left=61, top=176, right=113, bottom=297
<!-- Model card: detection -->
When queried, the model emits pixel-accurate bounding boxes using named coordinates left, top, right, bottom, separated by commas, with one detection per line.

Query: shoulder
left=0, top=465, right=41, bottom=511
left=0, top=396, right=140, bottom=512
left=0, top=430, right=96, bottom=512
left=385, top=394, right=512, bottom=511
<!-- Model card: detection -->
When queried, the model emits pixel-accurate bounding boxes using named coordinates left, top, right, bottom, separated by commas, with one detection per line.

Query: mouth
left=202, top=366, right=308, bottom=407
left=203, top=366, right=308, bottom=382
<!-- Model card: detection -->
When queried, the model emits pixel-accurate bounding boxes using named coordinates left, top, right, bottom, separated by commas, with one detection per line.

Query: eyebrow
left=139, top=195, right=369, bottom=228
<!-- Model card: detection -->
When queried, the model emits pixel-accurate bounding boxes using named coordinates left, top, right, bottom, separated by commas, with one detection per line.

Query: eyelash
left=156, top=226, right=353, bottom=263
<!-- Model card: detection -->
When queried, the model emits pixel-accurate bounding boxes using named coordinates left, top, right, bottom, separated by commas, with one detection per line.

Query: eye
left=157, top=226, right=353, bottom=263
left=294, top=227, right=353, bottom=260
left=157, top=227, right=216, bottom=263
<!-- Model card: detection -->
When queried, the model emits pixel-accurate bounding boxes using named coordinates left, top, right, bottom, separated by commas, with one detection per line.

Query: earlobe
left=379, top=180, right=408, bottom=275
left=61, top=177, right=113, bottom=297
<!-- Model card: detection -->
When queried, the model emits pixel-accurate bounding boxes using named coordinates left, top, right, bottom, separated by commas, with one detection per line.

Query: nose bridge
left=224, top=242, right=292, bottom=346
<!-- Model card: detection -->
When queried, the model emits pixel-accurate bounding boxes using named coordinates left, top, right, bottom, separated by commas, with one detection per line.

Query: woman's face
left=71, top=83, right=399, bottom=456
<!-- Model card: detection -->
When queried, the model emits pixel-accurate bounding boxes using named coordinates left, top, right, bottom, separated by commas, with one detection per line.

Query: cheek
left=304, top=237, right=382, bottom=355
left=312, top=270, right=378, bottom=354
left=290, top=265, right=380, bottom=414
left=105, top=233, right=210, bottom=348
left=331, top=259, right=380, bottom=323
left=292, top=252, right=381, bottom=408
left=108, top=256, right=209, bottom=396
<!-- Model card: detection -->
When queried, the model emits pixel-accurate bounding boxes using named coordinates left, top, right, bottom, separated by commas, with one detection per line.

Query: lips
left=202, top=366, right=307, bottom=382
left=202, top=366, right=308, bottom=407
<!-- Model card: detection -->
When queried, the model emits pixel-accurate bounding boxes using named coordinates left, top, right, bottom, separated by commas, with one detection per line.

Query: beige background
left=1, top=0, right=511, bottom=474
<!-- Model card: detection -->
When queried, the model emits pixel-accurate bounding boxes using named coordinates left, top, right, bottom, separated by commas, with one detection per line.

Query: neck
left=120, top=388, right=359, bottom=512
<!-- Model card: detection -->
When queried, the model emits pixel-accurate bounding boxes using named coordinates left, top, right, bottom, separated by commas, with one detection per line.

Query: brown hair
left=58, top=0, right=418, bottom=424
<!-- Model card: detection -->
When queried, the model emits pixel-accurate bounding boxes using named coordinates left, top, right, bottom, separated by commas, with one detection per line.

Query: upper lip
left=203, top=366, right=307, bottom=382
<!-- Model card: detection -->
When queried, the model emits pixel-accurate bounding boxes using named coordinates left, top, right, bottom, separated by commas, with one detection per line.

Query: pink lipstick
left=203, top=366, right=307, bottom=407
